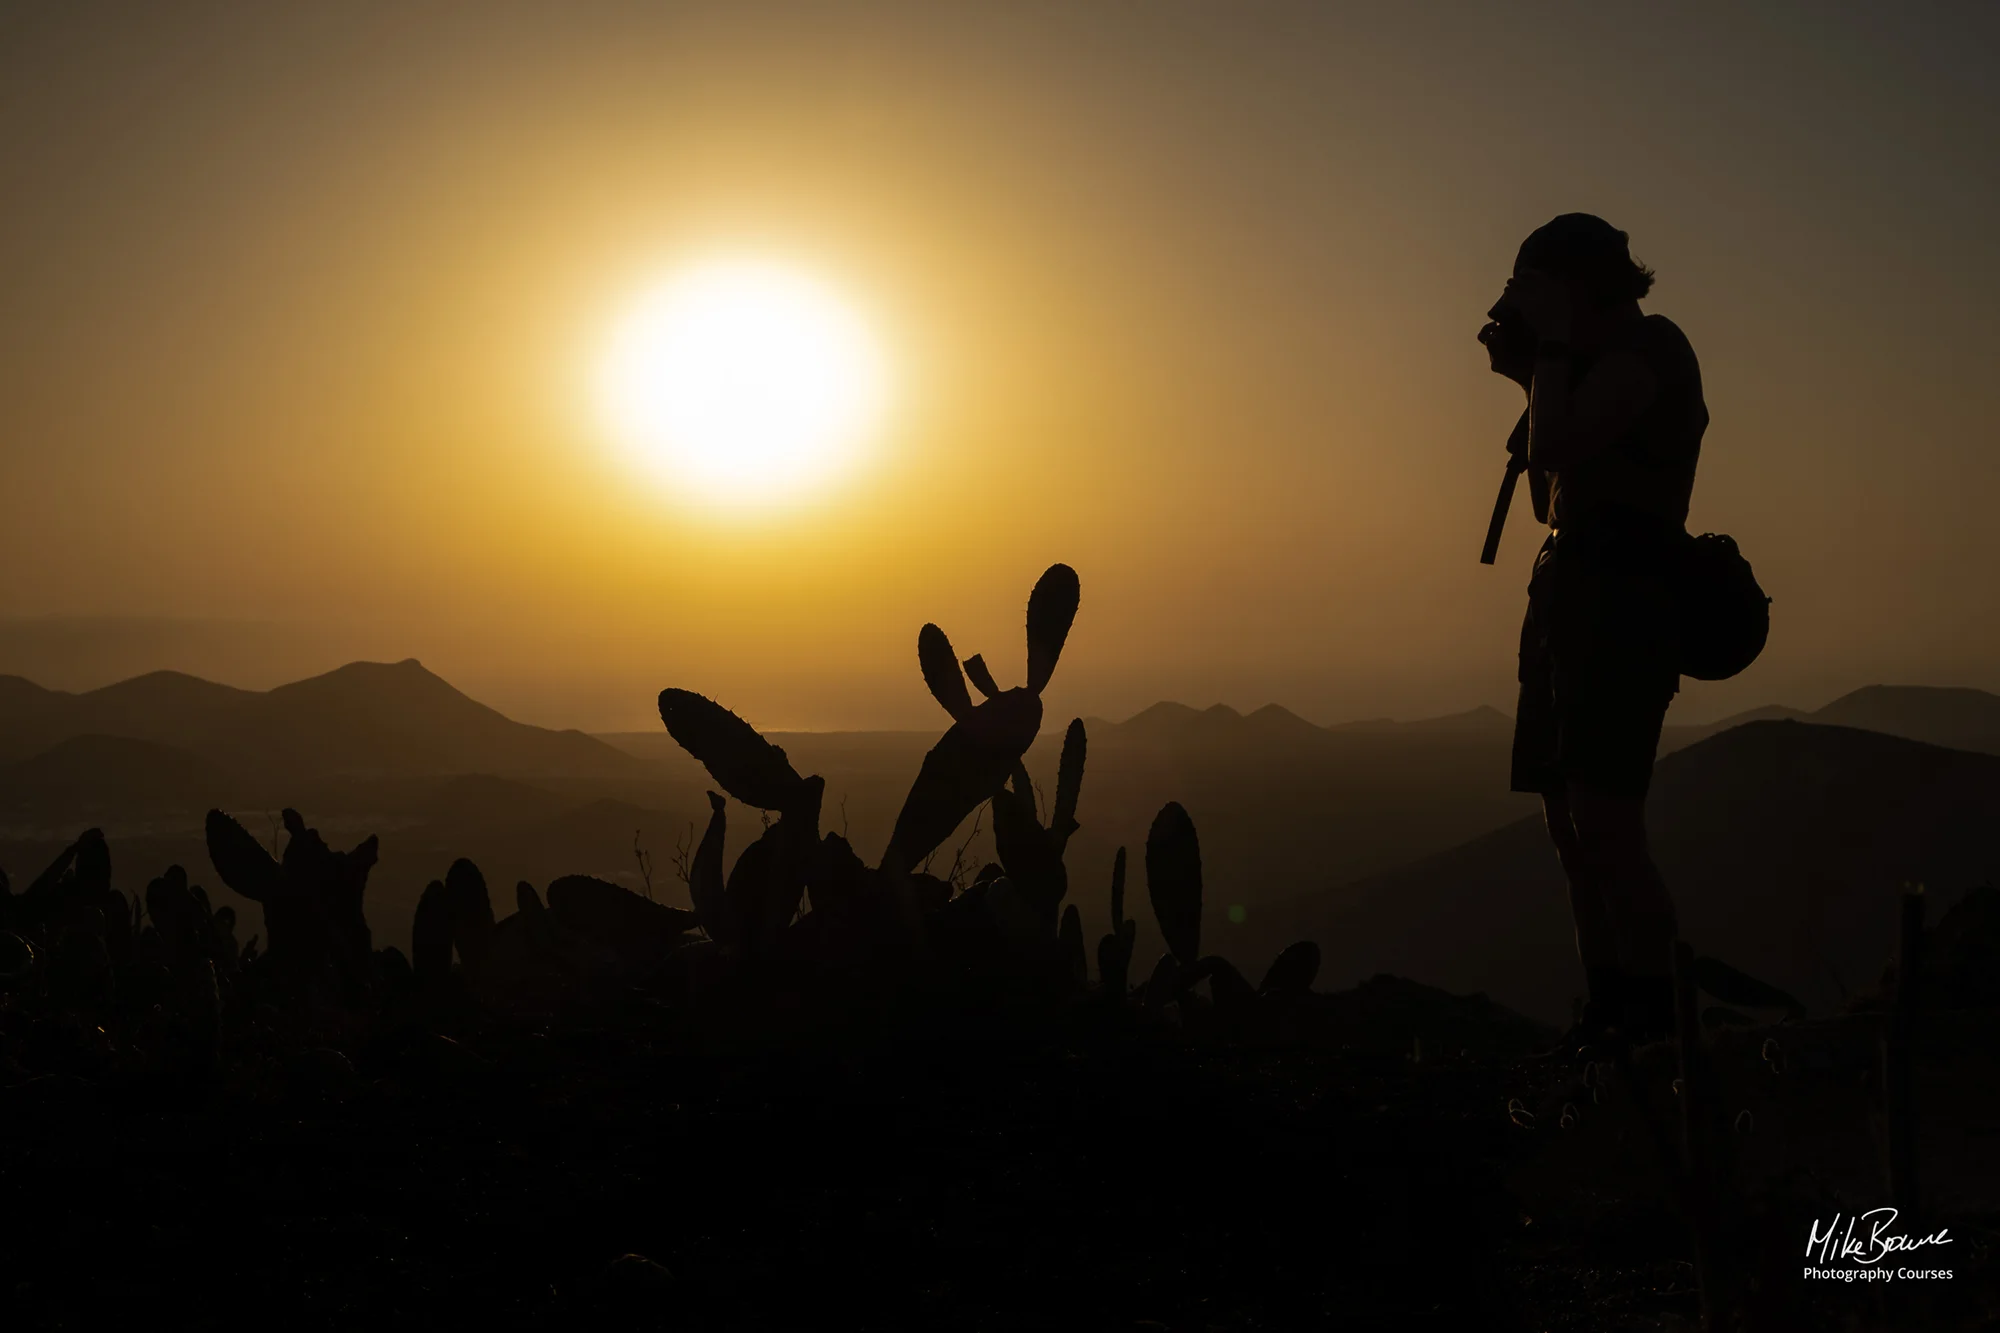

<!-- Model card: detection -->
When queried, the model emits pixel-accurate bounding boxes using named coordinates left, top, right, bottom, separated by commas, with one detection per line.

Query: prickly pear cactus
left=962, top=654, right=1002, bottom=700
left=1194, top=956, right=1258, bottom=1016
left=658, top=689, right=809, bottom=812
left=412, top=879, right=452, bottom=985
left=804, top=831, right=869, bottom=921
left=1259, top=940, right=1321, bottom=998
left=713, top=776, right=824, bottom=957
left=883, top=564, right=1079, bottom=874
left=515, top=881, right=546, bottom=919
left=204, top=811, right=282, bottom=904
left=919, top=623, right=974, bottom=722
left=885, top=700, right=1038, bottom=874
left=204, top=808, right=378, bottom=1002
left=445, top=859, right=495, bottom=968
left=1059, top=903, right=1087, bottom=986
left=990, top=773, right=1066, bottom=921
left=1145, top=802, right=1202, bottom=966
left=1025, top=562, right=1080, bottom=693
left=689, top=792, right=731, bottom=946
left=1141, top=952, right=1182, bottom=1011
left=1096, top=847, right=1136, bottom=993
left=1050, top=719, right=1085, bottom=853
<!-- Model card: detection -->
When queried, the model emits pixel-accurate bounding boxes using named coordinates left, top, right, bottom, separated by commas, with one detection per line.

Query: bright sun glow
left=596, top=259, right=888, bottom=505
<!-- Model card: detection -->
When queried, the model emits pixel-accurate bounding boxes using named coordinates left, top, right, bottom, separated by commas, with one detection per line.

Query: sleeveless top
left=1547, top=314, right=1707, bottom=532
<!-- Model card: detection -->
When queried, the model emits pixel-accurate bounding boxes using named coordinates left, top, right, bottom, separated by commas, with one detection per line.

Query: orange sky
left=2, top=3, right=1996, bottom=731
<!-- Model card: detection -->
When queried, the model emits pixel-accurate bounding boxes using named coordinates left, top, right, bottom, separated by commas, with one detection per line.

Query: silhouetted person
left=1481, top=214, right=1706, bottom=1047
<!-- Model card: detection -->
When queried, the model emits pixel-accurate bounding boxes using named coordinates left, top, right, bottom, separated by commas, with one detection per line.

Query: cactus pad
left=1025, top=563, right=1080, bottom=694
left=204, top=810, right=282, bottom=903
left=658, top=689, right=807, bottom=811
left=918, top=623, right=974, bottom=721
left=1258, top=940, right=1321, bottom=998
left=1145, top=802, right=1202, bottom=965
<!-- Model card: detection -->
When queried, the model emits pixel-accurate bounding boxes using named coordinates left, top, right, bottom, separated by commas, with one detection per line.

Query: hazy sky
left=3, top=2, right=1996, bottom=731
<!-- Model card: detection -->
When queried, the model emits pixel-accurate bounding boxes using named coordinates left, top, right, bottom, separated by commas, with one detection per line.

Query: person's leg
left=1566, top=778, right=1678, bottom=1034
left=1542, top=788, right=1625, bottom=1035
left=1553, top=543, right=1680, bottom=1037
left=1516, top=610, right=1624, bottom=1032
left=1542, top=788, right=1617, bottom=970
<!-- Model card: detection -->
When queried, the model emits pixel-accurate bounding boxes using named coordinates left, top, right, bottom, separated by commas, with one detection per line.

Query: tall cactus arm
left=689, top=791, right=731, bottom=945
left=1009, top=760, right=1037, bottom=823
left=1109, top=846, right=1127, bottom=929
left=1051, top=719, right=1086, bottom=850
left=411, top=879, right=453, bottom=983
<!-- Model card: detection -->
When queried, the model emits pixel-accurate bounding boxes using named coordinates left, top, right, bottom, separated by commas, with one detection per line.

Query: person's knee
left=1541, top=792, right=1584, bottom=865
left=1566, top=781, right=1646, bottom=862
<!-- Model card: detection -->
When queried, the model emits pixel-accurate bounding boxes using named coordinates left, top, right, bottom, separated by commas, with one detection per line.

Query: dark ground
left=2, top=977, right=1994, bottom=1331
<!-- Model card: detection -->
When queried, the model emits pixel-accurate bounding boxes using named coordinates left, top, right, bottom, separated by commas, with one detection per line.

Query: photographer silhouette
left=1483, top=214, right=1708, bottom=1049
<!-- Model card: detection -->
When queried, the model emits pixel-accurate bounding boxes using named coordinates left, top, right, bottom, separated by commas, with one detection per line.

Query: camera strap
left=1481, top=458, right=1525, bottom=566
left=1481, top=408, right=1535, bottom=566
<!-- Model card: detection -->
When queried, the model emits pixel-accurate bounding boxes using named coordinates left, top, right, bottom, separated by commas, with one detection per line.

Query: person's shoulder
left=1624, top=312, right=1699, bottom=370
left=1639, top=312, right=1692, bottom=343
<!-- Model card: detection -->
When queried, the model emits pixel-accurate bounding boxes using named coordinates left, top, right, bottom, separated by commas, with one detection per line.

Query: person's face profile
left=1480, top=295, right=1535, bottom=385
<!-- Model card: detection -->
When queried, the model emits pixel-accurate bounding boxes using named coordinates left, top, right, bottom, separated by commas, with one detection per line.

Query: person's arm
left=1502, top=270, right=1662, bottom=472
left=1527, top=347, right=1658, bottom=472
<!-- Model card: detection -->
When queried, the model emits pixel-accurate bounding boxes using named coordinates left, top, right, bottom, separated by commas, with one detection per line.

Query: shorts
left=1510, top=510, right=1682, bottom=800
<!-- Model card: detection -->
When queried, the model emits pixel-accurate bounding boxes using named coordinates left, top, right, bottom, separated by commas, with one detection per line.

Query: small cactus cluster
left=411, top=858, right=697, bottom=1003
left=649, top=565, right=1100, bottom=985
left=1125, top=800, right=1321, bottom=1029
left=0, top=828, right=244, bottom=1078
left=205, top=808, right=378, bottom=1006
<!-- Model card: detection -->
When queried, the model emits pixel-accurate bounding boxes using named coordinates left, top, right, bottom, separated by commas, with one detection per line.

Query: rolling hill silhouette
left=1259, top=720, right=2000, bottom=1025
left=1659, top=684, right=2000, bottom=757
left=0, top=659, right=639, bottom=782
left=0, top=734, right=241, bottom=816
left=1812, top=684, right=2000, bottom=754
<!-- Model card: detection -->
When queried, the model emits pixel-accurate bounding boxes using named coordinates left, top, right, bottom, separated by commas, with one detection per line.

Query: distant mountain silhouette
left=1812, top=685, right=2000, bottom=755
left=1655, top=704, right=1806, bottom=753
left=1083, top=701, right=1514, bottom=745
left=1084, top=701, right=1325, bottom=745
left=1261, top=720, right=2000, bottom=1024
left=1660, top=686, right=2000, bottom=757
left=1326, top=705, right=1514, bottom=735
left=0, top=659, right=639, bottom=783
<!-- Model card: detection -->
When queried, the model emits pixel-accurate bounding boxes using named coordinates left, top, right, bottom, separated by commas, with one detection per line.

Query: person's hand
left=1503, top=269, right=1573, bottom=341
left=1480, top=316, right=1536, bottom=388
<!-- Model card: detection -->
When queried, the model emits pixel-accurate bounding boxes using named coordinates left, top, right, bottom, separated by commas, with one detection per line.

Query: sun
left=596, top=259, right=889, bottom=505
